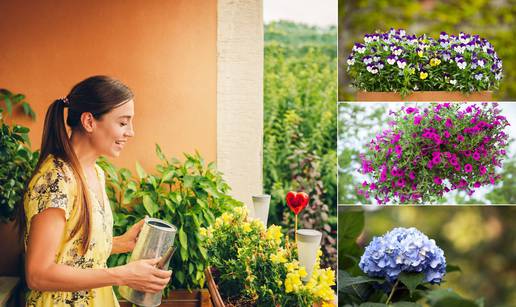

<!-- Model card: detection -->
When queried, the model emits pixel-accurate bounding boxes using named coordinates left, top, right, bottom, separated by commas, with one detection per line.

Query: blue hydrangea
left=359, top=227, right=446, bottom=284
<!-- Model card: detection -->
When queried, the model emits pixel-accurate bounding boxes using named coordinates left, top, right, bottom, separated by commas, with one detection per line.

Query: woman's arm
left=111, top=219, right=144, bottom=254
left=25, top=208, right=171, bottom=293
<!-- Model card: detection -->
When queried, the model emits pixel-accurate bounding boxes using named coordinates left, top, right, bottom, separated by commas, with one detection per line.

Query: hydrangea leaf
left=398, top=272, right=425, bottom=298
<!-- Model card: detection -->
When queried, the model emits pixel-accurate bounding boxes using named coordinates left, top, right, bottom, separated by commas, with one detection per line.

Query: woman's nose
left=126, top=124, right=135, bottom=137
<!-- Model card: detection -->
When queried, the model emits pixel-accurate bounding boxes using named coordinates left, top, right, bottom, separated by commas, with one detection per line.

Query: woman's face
left=91, top=99, right=135, bottom=157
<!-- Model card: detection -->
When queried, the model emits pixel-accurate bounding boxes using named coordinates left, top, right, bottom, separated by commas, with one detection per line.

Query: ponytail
left=19, top=98, right=93, bottom=254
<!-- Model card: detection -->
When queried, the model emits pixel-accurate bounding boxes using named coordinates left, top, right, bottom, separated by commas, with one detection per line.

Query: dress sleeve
left=25, top=160, right=76, bottom=221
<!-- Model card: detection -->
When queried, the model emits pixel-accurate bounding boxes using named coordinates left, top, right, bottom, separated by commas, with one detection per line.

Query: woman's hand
left=117, top=258, right=172, bottom=293
left=112, top=219, right=145, bottom=254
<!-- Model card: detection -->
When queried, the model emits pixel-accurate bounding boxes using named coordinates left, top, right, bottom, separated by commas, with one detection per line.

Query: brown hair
left=18, top=75, right=133, bottom=254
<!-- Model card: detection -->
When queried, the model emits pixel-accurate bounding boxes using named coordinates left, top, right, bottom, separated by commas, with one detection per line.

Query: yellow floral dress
left=24, top=154, right=119, bottom=306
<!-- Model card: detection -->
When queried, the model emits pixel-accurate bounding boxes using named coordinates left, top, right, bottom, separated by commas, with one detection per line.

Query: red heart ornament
left=286, top=191, right=309, bottom=215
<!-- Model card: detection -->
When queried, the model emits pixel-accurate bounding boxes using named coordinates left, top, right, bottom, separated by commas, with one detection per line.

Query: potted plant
left=356, top=102, right=510, bottom=204
left=201, top=207, right=336, bottom=306
left=0, top=91, right=38, bottom=277
left=345, top=29, right=502, bottom=101
left=99, top=145, right=243, bottom=306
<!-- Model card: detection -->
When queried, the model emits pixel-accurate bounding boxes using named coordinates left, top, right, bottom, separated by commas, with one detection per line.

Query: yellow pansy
left=430, top=58, right=441, bottom=66
left=420, top=72, right=428, bottom=80
left=417, top=50, right=424, bottom=57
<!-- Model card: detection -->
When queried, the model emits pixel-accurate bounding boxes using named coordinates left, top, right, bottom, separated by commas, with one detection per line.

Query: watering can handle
left=157, top=246, right=177, bottom=269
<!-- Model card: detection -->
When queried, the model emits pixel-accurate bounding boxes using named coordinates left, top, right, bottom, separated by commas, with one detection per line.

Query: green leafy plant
left=0, top=110, right=39, bottom=223
left=202, top=207, right=335, bottom=306
left=99, top=145, right=242, bottom=291
left=0, top=89, right=36, bottom=120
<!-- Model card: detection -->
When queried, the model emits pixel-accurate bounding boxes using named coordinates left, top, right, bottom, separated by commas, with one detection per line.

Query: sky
left=263, top=0, right=337, bottom=27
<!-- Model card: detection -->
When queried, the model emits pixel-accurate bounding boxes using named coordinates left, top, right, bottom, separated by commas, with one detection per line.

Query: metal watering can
left=119, top=217, right=177, bottom=306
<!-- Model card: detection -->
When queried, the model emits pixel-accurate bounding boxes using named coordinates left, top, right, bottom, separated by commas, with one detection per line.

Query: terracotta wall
left=0, top=0, right=217, bottom=172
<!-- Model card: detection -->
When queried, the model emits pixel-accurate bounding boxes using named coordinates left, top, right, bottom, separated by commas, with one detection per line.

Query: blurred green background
left=338, top=0, right=515, bottom=101
left=338, top=206, right=516, bottom=306
left=264, top=21, right=337, bottom=268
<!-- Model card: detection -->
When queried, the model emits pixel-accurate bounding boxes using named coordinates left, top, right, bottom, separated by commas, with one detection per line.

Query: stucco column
left=217, top=0, right=264, bottom=212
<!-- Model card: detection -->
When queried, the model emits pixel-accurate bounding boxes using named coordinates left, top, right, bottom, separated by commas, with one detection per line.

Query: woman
left=17, top=76, right=171, bottom=306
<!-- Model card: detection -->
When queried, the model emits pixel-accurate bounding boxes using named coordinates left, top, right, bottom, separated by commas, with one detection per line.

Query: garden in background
left=264, top=21, right=337, bottom=269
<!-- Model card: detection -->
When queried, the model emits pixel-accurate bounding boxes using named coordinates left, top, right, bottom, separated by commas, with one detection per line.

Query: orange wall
left=0, top=0, right=217, bottom=172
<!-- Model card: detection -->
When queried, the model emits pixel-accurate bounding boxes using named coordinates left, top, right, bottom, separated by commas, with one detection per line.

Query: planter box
left=356, top=91, right=493, bottom=102
left=118, top=289, right=212, bottom=307
left=0, top=221, right=23, bottom=277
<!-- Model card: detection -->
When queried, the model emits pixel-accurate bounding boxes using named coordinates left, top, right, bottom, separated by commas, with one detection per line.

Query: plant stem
left=385, top=279, right=399, bottom=305
left=295, top=214, right=298, bottom=244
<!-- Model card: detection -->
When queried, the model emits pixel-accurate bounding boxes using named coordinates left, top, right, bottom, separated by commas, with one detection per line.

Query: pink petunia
left=464, top=164, right=473, bottom=172
left=479, top=165, right=487, bottom=175
left=445, top=118, right=453, bottom=128
left=472, top=152, right=481, bottom=161
left=457, top=135, right=465, bottom=142
left=474, top=182, right=481, bottom=188
left=434, top=177, right=442, bottom=185
left=414, top=115, right=422, bottom=125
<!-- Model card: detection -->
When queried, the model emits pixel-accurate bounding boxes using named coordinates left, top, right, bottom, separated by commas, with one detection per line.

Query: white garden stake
left=296, top=228, right=322, bottom=282
left=252, top=194, right=271, bottom=226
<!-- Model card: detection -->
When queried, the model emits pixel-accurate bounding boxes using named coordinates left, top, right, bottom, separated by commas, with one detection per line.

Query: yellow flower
left=242, top=222, right=252, bottom=233
left=221, top=212, right=233, bottom=224
left=284, top=272, right=303, bottom=293
left=430, top=58, right=441, bottom=66
left=285, top=261, right=300, bottom=272
left=199, top=227, right=207, bottom=237
left=298, top=266, right=307, bottom=278
left=270, top=248, right=288, bottom=263
left=322, top=302, right=335, bottom=307
left=417, top=50, right=423, bottom=57
left=266, top=225, right=283, bottom=245
left=420, top=72, right=428, bottom=80
left=251, top=218, right=266, bottom=231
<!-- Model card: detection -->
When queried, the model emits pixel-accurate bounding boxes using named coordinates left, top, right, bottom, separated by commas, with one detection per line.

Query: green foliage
left=338, top=208, right=482, bottom=306
left=0, top=89, right=36, bottom=120
left=0, top=112, right=39, bottom=222
left=99, top=145, right=242, bottom=291
left=264, top=21, right=337, bottom=268
left=338, top=0, right=515, bottom=100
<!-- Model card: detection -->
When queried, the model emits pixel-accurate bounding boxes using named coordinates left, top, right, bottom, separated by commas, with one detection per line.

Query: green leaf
left=431, top=297, right=480, bottom=307
left=391, top=303, right=421, bottom=307
left=359, top=303, right=387, bottom=307
left=155, top=143, right=166, bottom=161
left=398, top=272, right=425, bottom=297
left=142, top=194, right=156, bottom=216
left=178, top=226, right=188, bottom=249
left=4, top=96, right=12, bottom=115
left=338, top=274, right=384, bottom=288
left=446, top=264, right=462, bottom=273
left=135, top=161, right=147, bottom=179
left=426, top=289, right=463, bottom=304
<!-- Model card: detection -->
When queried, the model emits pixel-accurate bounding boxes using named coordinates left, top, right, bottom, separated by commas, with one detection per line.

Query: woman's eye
left=120, top=122, right=128, bottom=127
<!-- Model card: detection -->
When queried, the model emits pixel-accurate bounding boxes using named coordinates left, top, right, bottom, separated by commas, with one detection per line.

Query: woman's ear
left=80, top=112, right=96, bottom=133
